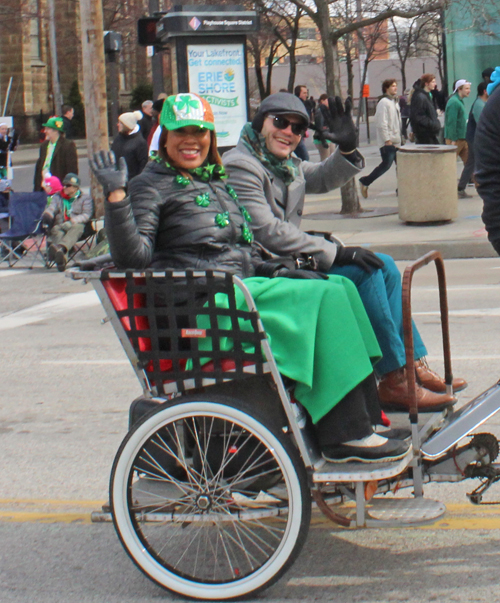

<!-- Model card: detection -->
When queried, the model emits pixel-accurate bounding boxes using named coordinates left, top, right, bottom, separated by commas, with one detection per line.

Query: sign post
left=157, top=5, right=258, bottom=151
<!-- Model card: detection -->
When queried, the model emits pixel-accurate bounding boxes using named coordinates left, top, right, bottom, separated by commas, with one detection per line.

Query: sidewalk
left=9, top=137, right=497, bottom=261
left=303, top=141, right=495, bottom=260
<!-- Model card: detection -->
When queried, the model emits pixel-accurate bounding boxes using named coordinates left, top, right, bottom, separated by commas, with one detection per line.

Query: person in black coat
left=138, top=100, right=153, bottom=141
left=409, top=74, right=441, bottom=144
left=475, top=69, right=500, bottom=255
left=111, top=111, right=149, bottom=180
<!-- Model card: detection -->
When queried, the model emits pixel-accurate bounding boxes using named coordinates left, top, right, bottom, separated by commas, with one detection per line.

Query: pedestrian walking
left=313, top=94, right=335, bottom=161
left=293, top=85, right=311, bottom=161
left=409, top=74, right=441, bottom=144
left=457, top=82, right=488, bottom=198
left=359, top=79, right=402, bottom=198
left=33, top=116, right=78, bottom=191
left=444, top=79, right=471, bottom=176
left=111, top=111, right=149, bottom=180
left=61, top=105, right=75, bottom=139
left=139, top=100, right=154, bottom=141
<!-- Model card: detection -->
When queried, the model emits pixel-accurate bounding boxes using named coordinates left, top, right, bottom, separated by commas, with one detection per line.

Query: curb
left=367, top=239, right=497, bottom=261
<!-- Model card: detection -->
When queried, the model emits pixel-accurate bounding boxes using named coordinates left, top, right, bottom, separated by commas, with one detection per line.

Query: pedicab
left=69, top=250, right=500, bottom=600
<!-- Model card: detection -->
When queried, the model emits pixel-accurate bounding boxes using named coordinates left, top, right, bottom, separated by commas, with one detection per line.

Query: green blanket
left=197, top=275, right=381, bottom=423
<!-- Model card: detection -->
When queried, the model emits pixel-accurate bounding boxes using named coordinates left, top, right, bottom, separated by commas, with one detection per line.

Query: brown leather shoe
left=378, top=368, right=456, bottom=412
left=415, top=358, right=467, bottom=393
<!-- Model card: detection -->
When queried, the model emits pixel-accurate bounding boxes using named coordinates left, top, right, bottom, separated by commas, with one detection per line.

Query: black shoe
left=321, top=436, right=410, bottom=464
left=55, top=247, right=68, bottom=272
left=458, top=189, right=472, bottom=199
left=47, top=244, right=59, bottom=263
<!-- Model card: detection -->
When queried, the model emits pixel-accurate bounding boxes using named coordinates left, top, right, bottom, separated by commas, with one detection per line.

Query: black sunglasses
left=268, top=114, right=307, bottom=136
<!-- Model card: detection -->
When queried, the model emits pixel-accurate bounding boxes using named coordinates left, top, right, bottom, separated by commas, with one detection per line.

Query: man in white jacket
left=359, top=79, right=402, bottom=198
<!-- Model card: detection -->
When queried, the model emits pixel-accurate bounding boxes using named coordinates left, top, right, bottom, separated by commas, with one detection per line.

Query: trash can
left=397, top=145, right=458, bottom=223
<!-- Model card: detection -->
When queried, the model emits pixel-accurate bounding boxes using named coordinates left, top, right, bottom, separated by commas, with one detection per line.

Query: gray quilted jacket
left=104, top=160, right=260, bottom=276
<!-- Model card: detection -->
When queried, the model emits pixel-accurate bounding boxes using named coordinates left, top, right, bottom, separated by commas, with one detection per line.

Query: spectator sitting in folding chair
left=42, top=173, right=93, bottom=271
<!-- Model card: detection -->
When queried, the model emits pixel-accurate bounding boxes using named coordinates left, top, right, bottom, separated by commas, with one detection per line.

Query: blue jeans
left=359, top=145, right=397, bottom=187
left=329, top=253, right=427, bottom=376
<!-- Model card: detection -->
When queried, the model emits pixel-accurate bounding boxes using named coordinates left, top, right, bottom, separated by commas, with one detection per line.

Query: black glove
left=334, top=246, right=384, bottom=273
left=41, top=212, right=53, bottom=230
left=90, top=150, right=128, bottom=197
left=274, top=268, right=329, bottom=280
left=322, top=96, right=357, bottom=153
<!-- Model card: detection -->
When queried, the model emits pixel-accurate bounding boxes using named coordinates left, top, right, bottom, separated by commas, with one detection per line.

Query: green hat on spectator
left=63, top=173, right=80, bottom=187
left=42, top=116, right=65, bottom=132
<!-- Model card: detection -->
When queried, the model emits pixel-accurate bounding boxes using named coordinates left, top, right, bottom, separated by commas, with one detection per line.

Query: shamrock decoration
left=241, top=222, right=253, bottom=244
left=175, top=174, right=190, bottom=187
left=239, top=206, right=252, bottom=223
left=215, top=212, right=230, bottom=228
left=174, top=94, right=200, bottom=115
left=226, top=184, right=238, bottom=201
left=195, top=192, right=211, bottom=207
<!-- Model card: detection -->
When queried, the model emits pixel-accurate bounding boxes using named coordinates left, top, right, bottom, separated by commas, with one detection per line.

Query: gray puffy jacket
left=104, top=160, right=261, bottom=276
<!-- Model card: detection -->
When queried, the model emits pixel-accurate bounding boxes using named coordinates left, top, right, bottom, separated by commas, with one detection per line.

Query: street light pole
left=79, top=0, right=109, bottom=217
left=149, top=0, right=164, bottom=98
left=47, top=0, right=63, bottom=114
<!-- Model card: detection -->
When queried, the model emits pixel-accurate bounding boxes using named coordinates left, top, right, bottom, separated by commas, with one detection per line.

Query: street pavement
left=2, top=260, right=500, bottom=602
left=2, top=137, right=500, bottom=601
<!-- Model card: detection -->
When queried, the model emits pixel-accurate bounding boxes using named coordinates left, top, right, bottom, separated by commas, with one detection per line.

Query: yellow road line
left=0, top=498, right=106, bottom=507
left=0, top=511, right=93, bottom=524
left=2, top=501, right=500, bottom=528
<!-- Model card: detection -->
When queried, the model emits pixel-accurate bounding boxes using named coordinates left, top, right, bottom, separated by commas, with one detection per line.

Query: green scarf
left=240, top=123, right=299, bottom=186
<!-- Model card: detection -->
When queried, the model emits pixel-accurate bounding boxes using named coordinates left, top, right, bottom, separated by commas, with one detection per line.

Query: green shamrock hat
left=42, top=116, right=65, bottom=132
left=159, top=93, right=215, bottom=131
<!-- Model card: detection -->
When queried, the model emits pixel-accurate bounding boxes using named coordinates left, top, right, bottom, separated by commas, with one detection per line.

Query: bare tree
left=389, top=12, right=441, bottom=92
left=286, top=0, right=447, bottom=213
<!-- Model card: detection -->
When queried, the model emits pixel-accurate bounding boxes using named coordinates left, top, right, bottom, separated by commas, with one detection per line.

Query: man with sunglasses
left=41, top=173, right=93, bottom=272
left=223, top=91, right=465, bottom=410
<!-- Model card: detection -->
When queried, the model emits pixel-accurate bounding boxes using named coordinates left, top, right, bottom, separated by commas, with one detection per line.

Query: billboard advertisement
left=187, top=43, right=247, bottom=147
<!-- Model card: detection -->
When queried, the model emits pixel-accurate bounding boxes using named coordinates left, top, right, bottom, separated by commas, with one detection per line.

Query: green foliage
left=66, top=80, right=86, bottom=138
left=130, top=82, right=154, bottom=110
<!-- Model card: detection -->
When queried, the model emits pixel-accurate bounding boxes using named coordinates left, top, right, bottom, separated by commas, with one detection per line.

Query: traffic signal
left=137, top=17, right=160, bottom=46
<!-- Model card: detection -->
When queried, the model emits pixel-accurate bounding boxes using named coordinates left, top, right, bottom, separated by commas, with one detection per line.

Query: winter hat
left=159, top=93, right=215, bottom=131
left=252, top=92, right=310, bottom=133
left=62, top=173, right=80, bottom=187
left=453, top=79, right=471, bottom=93
left=42, top=116, right=65, bottom=132
left=118, top=110, right=143, bottom=131
left=42, top=175, right=63, bottom=194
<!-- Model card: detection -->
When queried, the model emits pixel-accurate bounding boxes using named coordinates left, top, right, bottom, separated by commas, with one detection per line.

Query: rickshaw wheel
left=110, top=394, right=311, bottom=601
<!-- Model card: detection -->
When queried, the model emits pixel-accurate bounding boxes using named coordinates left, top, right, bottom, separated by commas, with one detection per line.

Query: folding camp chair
left=0, top=192, right=48, bottom=268
left=44, top=217, right=99, bottom=270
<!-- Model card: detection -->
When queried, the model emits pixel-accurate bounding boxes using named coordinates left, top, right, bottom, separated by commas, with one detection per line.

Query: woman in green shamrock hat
left=90, top=92, right=409, bottom=464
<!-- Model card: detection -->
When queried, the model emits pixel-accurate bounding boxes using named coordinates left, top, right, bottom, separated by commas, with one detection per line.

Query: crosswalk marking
left=0, top=270, right=24, bottom=278
left=0, top=290, right=99, bottom=331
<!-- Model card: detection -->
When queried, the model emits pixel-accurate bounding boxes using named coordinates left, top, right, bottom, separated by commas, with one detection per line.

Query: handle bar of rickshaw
left=402, top=250, right=453, bottom=425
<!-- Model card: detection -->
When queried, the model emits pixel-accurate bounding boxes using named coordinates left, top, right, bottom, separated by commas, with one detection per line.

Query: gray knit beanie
left=252, top=92, right=309, bottom=132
